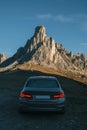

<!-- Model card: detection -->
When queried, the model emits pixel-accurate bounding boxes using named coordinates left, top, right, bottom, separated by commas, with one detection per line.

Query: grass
left=17, top=63, right=87, bottom=85
left=0, top=62, right=87, bottom=85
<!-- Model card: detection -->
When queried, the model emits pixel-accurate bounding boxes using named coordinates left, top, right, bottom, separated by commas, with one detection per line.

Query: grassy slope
left=17, top=63, right=87, bottom=84
left=0, top=62, right=87, bottom=84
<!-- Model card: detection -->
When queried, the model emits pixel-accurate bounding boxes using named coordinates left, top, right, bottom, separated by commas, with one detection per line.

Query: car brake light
left=20, top=92, right=32, bottom=98
left=53, top=93, right=64, bottom=99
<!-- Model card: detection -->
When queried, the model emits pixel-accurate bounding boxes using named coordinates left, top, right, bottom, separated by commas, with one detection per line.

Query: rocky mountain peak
left=24, top=26, right=55, bottom=56
left=32, top=25, right=46, bottom=43
left=34, top=26, right=46, bottom=38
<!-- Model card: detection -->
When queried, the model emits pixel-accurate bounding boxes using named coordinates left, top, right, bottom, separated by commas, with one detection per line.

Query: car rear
left=19, top=76, right=65, bottom=113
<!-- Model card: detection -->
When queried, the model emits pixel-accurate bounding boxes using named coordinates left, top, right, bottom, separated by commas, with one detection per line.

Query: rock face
left=0, top=54, right=7, bottom=64
left=0, top=26, right=87, bottom=74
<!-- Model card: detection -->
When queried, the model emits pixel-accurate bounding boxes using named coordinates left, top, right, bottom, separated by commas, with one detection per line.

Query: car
left=18, top=76, right=66, bottom=113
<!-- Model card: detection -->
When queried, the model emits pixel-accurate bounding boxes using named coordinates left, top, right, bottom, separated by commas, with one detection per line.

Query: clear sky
left=0, top=0, right=87, bottom=57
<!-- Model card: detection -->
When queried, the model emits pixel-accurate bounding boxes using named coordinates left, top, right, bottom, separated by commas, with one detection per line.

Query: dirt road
left=0, top=70, right=87, bottom=130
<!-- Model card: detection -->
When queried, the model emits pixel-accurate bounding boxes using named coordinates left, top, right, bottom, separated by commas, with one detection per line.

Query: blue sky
left=0, top=0, right=87, bottom=57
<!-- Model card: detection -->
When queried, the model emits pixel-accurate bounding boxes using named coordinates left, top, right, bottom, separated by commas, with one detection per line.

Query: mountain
left=0, top=54, right=7, bottom=64
left=0, top=26, right=87, bottom=76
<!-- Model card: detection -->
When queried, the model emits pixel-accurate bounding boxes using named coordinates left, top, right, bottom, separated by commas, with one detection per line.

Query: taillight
left=53, top=93, right=64, bottom=99
left=20, top=92, right=32, bottom=98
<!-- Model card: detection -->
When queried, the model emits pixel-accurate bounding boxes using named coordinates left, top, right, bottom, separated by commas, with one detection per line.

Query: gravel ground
left=0, top=70, right=87, bottom=130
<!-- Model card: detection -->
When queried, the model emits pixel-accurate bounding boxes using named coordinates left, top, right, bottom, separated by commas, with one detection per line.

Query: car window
left=26, top=79, right=59, bottom=88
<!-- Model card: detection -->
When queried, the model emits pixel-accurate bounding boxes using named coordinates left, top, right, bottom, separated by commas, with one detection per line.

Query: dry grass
left=17, top=63, right=87, bottom=85
left=0, top=61, right=87, bottom=84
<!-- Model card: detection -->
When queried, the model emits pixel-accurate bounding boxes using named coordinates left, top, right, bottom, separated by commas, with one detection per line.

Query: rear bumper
left=19, top=98, right=65, bottom=112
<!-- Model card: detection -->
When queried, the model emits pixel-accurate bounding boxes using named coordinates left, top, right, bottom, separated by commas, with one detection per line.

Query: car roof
left=28, top=76, right=57, bottom=80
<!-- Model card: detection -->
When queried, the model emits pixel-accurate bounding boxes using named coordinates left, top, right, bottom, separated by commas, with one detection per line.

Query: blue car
left=19, top=76, right=65, bottom=114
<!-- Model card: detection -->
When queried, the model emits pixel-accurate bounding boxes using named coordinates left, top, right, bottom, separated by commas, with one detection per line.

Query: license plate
left=35, top=95, right=50, bottom=99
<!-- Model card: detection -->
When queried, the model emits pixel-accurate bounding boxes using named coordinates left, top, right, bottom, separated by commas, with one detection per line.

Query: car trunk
left=22, top=87, right=61, bottom=100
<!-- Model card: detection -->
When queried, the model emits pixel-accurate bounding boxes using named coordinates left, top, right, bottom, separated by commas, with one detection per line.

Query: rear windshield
left=26, top=78, right=59, bottom=88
